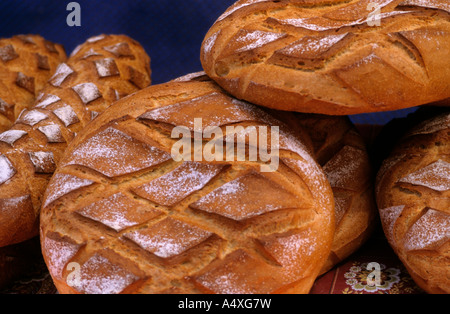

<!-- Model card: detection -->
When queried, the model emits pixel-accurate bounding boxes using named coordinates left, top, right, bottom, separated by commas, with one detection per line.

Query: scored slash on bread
left=293, top=114, right=377, bottom=275
left=39, top=78, right=336, bottom=294
left=0, top=35, right=67, bottom=132
left=201, top=0, right=450, bottom=115
left=376, top=112, right=450, bottom=294
left=0, top=34, right=152, bottom=248
left=181, top=72, right=378, bottom=277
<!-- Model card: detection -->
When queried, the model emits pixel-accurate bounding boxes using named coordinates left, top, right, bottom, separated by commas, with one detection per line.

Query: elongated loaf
left=376, top=111, right=450, bottom=294
left=0, top=34, right=66, bottom=132
left=40, top=78, right=335, bottom=294
left=201, top=0, right=450, bottom=115
left=0, top=34, right=151, bottom=248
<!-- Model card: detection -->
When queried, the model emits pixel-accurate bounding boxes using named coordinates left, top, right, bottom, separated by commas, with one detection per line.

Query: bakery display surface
left=0, top=0, right=448, bottom=295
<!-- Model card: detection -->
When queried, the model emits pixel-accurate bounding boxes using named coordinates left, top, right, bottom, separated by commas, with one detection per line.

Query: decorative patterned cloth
left=311, top=227, right=425, bottom=294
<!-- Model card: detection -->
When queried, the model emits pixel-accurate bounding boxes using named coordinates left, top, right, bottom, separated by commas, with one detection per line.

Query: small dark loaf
left=0, top=34, right=66, bottom=132
left=0, top=34, right=151, bottom=248
left=201, top=0, right=450, bottom=115
left=376, top=111, right=450, bottom=294
left=40, top=78, right=335, bottom=294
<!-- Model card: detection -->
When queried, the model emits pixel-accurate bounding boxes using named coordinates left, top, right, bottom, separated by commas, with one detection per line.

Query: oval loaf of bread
left=376, top=111, right=450, bottom=294
left=40, top=78, right=335, bottom=294
left=0, top=34, right=67, bottom=132
left=201, top=0, right=450, bottom=115
left=0, top=34, right=151, bottom=248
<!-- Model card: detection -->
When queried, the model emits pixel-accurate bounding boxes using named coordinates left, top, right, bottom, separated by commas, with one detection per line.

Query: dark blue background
left=0, top=0, right=418, bottom=124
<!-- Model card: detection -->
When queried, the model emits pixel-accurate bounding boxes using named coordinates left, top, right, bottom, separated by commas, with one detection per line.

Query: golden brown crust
left=0, top=34, right=67, bottom=132
left=376, top=111, right=450, bottom=294
left=0, top=34, right=151, bottom=248
left=40, top=79, right=335, bottom=294
left=176, top=73, right=377, bottom=275
left=201, top=0, right=450, bottom=115
left=293, top=114, right=377, bottom=274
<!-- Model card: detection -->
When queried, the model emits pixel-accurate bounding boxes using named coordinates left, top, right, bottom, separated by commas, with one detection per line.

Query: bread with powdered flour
left=0, top=34, right=66, bottom=132
left=376, top=111, right=450, bottom=294
left=176, top=72, right=377, bottom=274
left=0, top=34, right=151, bottom=248
left=294, top=114, right=377, bottom=274
left=39, top=78, right=335, bottom=294
left=201, top=0, right=450, bottom=115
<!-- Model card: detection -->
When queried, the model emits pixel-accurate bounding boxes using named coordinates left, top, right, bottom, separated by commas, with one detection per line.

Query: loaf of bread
left=0, top=34, right=151, bottom=248
left=176, top=72, right=377, bottom=274
left=201, top=0, right=450, bottom=115
left=40, top=78, right=335, bottom=294
left=376, top=111, right=449, bottom=294
left=0, top=34, right=66, bottom=132
left=294, top=114, right=377, bottom=274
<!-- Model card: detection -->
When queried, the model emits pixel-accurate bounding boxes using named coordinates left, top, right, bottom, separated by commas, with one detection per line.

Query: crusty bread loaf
left=0, top=34, right=66, bottom=132
left=40, top=78, right=335, bottom=294
left=201, top=0, right=450, bottom=115
left=376, top=111, right=450, bottom=294
left=294, top=114, right=377, bottom=274
left=176, top=72, right=377, bottom=274
left=0, top=34, right=151, bottom=248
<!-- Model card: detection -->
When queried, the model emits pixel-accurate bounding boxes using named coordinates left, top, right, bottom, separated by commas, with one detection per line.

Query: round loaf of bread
left=0, top=34, right=151, bottom=248
left=376, top=111, right=450, bottom=294
left=176, top=73, right=377, bottom=274
left=294, top=114, right=377, bottom=274
left=0, top=34, right=67, bottom=132
left=201, top=0, right=450, bottom=115
left=40, top=79, right=335, bottom=294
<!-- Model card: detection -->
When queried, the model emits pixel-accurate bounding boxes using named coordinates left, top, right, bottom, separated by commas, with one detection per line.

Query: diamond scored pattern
left=2, top=35, right=157, bottom=293
left=132, top=161, right=226, bottom=207
left=63, top=127, right=171, bottom=178
left=123, top=217, right=213, bottom=259
left=69, top=252, right=140, bottom=295
left=76, top=193, right=163, bottom=232
left=190, top=172, right=301, bottom=221
left=398, top=160, right=450, bottom=192
left=44, top=86, right=327, bottom=294
left=404, top=208, right=450, bottom=252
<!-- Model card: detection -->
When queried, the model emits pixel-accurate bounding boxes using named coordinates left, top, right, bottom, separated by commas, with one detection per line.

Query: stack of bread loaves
left=37, top=0, right=450, bottom=293
left=0, top=34, right=152, bottom=288
left=0, top=34, right=67, bottom=288
left=38, top=0, right=448, bottom=294
left=198, top=0, right=449, bottom=293
left=2, top=0, right=448, bottom=294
